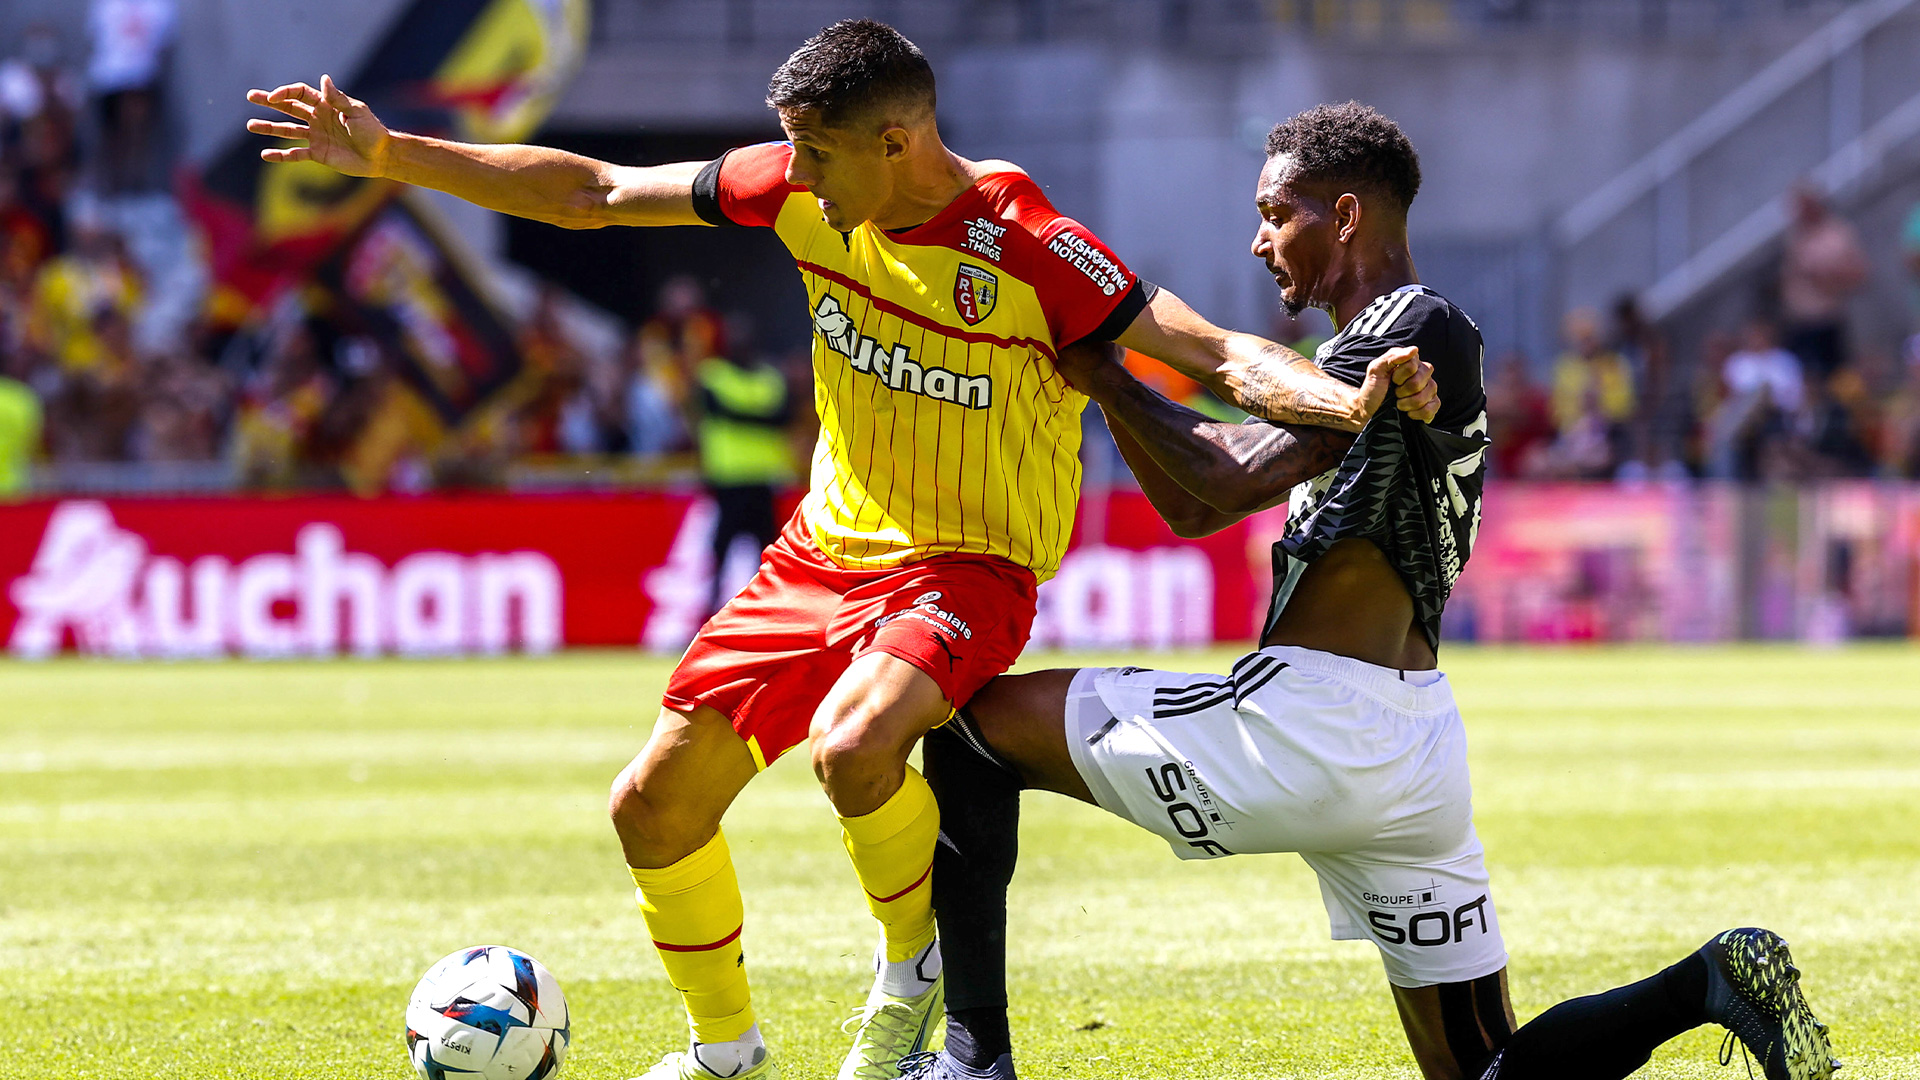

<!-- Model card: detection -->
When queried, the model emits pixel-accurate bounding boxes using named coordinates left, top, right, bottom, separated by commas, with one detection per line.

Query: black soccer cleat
left=897, top=1050, right=1017, bottom=1080
left=1702, top=928, right=1840, bottom=1080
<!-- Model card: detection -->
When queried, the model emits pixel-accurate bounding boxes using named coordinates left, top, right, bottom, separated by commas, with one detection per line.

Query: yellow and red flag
left=187, top=0, right=588, bottom=423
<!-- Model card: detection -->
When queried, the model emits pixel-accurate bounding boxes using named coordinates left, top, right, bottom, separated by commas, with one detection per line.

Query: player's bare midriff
left=1260, top=536, right=1437, bottom=671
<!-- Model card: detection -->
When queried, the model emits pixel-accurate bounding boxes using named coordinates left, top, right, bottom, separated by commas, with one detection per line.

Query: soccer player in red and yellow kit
left=247, top=20, right=1436, bottom=1080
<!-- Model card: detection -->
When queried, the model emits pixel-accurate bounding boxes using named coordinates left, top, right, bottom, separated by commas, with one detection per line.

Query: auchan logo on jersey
left=812, top=294, right=994, bottom=409
left=6, top=501, right=561, bottom=659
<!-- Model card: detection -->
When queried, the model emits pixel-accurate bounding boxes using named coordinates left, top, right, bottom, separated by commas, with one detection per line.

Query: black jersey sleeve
left=1317, top=291, right=1485, bottom=433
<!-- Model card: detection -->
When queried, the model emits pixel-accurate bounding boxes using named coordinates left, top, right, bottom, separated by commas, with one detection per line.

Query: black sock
left=923, top=716, right=1022, bottom=1069
left=1441, top=972, right=1513, bottom=1078
left=944, top=1007, right=1012, bottom=1070
left=1490, top=952, right=1709, bottom=1079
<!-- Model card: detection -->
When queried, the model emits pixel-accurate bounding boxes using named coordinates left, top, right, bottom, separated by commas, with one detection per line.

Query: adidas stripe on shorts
left=1063, top=644, right=1509, bottom=988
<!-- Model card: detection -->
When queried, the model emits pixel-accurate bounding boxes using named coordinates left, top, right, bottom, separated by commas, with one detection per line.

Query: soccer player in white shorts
left=1065, top=646, right=1501, bottom=988
left=899, top=104, right=1838, bottom=1080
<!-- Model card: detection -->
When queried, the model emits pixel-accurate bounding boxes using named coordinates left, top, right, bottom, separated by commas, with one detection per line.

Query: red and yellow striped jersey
left=692, top=142, right=1147, bottom=582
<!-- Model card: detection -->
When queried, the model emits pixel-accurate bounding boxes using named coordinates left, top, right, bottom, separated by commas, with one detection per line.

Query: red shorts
left=662, top=511, right=1039, bottom=768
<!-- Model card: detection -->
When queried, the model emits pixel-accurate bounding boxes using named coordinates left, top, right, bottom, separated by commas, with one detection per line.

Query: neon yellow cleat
left=837, top=972, right=945, bottom=1080
left=1705, top=928, right=1840, bottom=1080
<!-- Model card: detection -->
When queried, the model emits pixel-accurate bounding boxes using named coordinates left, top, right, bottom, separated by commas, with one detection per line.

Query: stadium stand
left=0, top=0, right=1917, bottom=648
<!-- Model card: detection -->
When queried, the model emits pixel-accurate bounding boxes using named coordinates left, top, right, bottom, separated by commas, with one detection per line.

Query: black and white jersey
left=1260, top=284, right=1490, bottom=652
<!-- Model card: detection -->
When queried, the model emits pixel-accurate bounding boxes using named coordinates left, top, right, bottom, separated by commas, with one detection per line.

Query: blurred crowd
left=1488, top=187, right=1920, bottom=482
left=203, top=275, right=806, bottom=496
left=0, top=5, right=806, bottom=499
left=2, top=5, right=1919, bottom=498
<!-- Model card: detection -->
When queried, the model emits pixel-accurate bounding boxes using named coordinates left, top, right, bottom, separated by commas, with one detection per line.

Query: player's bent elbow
left=544, top=205, right=610, bottom=230
left=1213, top=493, right=1274, bottom=517
left=1166, top=508, right=1232, bottom=539
left=503, top=204, right=598, bottom=230
left=542, top=189, right=619, bottom=230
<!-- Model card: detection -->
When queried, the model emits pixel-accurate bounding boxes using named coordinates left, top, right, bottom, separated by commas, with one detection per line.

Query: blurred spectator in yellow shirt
left=27, top=218, right=141, bottom=374
left=634, top=275, right=723, bottom=420
left=1549, top=307, right=1635, bottom=476
left=1881, top=340, right=1920, bottom=478
left=626, top=324, right=687, bottom=460
left=42, top=305, right=139, bottom=461
left=1543, top=303, right=1635, bottom=470
left=0, top=348, right=43, bottom=497
left=229, top=317, right=332, bottom=488
left=1552, top=308, right=1636, bottom=429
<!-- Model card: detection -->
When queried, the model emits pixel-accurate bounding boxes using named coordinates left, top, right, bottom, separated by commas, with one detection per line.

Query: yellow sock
left=838, top=766, right=940, bottom=963
left=630, top=830, right=756, bottom=1043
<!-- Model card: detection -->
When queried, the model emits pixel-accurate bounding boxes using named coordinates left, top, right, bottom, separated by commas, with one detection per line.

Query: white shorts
left=1064, top=645, right=1508, bottom=988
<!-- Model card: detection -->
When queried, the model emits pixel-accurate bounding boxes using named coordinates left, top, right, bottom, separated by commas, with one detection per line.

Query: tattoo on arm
left=1118, top=288, right=1367, bottom=429
left=1207, top=419, right=1353, bottom=509
left=1220, top=341, right=1363, bottom=431
left=1095, top=365, right=1354, bottom=515
left=1105, top=418, right=1232, bottom=536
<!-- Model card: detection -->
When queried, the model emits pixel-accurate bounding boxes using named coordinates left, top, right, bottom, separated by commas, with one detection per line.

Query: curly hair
left=1265, top=102, right=1421, bottom=213
left=766, top=19, right=936, bottom=129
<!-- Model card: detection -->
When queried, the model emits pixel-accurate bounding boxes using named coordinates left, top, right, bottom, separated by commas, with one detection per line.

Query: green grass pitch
left=5, top=646, right=1919, bottom=1078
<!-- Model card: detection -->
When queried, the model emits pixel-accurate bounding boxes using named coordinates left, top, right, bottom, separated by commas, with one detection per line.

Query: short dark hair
left=766, top=19, right=936, bottom=129
left=1265, top=102, right=1421, bottom=214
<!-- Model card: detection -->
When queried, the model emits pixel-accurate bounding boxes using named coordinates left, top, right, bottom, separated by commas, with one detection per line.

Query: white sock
left=690, top=1024, right=765, bottom=1077
left=875, top=938, right=942, bottom=997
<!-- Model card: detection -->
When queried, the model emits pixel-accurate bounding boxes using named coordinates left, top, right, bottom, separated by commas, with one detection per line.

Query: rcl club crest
left=953, top=264, right=998, bottom=326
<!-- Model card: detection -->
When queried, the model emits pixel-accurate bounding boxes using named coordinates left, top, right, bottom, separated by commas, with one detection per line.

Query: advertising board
left=4, top=484, right=1916, bottom=657
left=0, top=493, right=1267, bottom=658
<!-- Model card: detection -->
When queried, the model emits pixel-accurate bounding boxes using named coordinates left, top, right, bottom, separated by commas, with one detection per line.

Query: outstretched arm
left=245, top=75, right=706, bottom=229
left=1069, top=343, right=1358, bottom=537
left=1112, top=286, right=1437, bottom=432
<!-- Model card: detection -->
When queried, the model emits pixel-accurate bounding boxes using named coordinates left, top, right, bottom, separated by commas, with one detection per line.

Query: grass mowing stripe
left=2, top=647, right=1916, bottom=1078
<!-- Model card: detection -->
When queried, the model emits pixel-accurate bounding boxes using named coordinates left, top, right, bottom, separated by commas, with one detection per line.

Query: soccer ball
left=406, top=945, right=570, bottom=1080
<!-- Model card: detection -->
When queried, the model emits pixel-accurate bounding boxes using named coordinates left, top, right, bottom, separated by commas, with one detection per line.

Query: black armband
left=690, top=151, right=737, bottom=227
left=1077, top=278, right=1157, bottom=346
